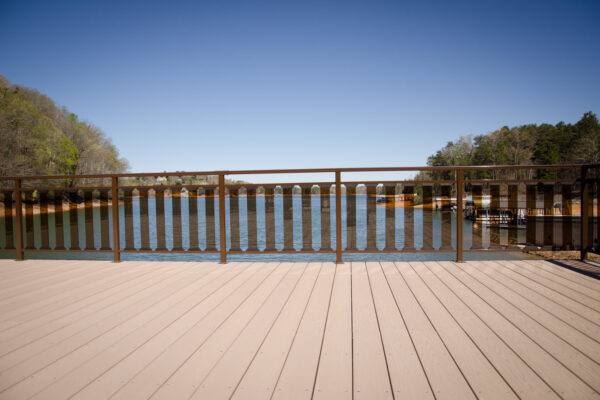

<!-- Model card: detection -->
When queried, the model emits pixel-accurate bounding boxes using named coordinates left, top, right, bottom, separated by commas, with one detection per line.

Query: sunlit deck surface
left=0, top=259, right=599, bottom=400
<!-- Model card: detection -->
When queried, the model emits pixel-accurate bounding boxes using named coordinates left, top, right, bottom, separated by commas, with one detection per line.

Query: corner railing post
left=219, top=173, right=227, bottom=264
left=14, top=178, right=24, bottom=261
left=456, top=169, right=464, bottom=262
left=581, top=166, right=589, bottom=261
left=111, top=176, right=121, bottom=262
left=335, top=171, right=342, bottom=264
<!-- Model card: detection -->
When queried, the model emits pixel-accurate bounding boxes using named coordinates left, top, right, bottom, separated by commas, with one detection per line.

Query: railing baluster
left=218, top=174, right=227, bottom=263
left=526, top=183, right=537, bottom=248
left=229, top=188, right=241, bottom=251
left=402, top=185, right=415, bottom=250
left=471, top=184, right=483, bottom=249
left=111, top=176, right=120, bottom=262
left=384, top=184, right=396, bottom=251
left=99, top=190, right=111, bottom=250
left=68, top=190, right=79, bottom=250
left=2, top=190, right=14, bottom=250
left=581, top=166, right=589, bottom=260
left=84, top=191, right=94, bottom=250
left=366, top=184, right=377, bottom=250
left=301, top=186, right=312, bottom=251
left=155, top=189, right=166, bottom=250
left=543, top=183, right=554, bottom=248
left=39, top=191, right=50, bottom=249
left=15, top=179, right=23, bottom=260
left=456, top=170, right=464, bottom=262
left=508, top=183, right=519, bottom=247
left=188, top=188, right=199, bottom=251
left=246, top=187, right=258, bottom=251
left=596, top=181, right=600, bottom=253
left=283, top=186, right=294, bottom=251
left=172, top=189, right=183, bottom=250
left=205, top=187, right=217, bottom=251
left=421, top=184, right=433, bottom=250
left=54, top=191, right=65, bottom=250
left=561, top=183, right=573, bottom=250
left=25, top=191, right=34, bottom=249
left=321, top=185, right=332, bottom=251
left=588, top=180, right=595, bottom=252
left=489, top=183, right=501, bottom=249
left=123, top=188, right=135, bottom=250
left=139, top=189, right=150, bottom=250
left=346, top=184, right=357, bottom=250
left=440, top=184, right=452, bottom=249
left=264, top=187, right=276, bottom=251
left=335, top=172, right=342, bottom=263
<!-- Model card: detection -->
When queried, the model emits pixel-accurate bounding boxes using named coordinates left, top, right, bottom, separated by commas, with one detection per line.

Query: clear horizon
left=1, top=0, right=599, bottom=182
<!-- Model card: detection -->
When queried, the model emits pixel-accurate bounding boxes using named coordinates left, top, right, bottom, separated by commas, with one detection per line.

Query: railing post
left=335, top=171, right=342, bottom=264
left=14, top=179, right=24, bottom=261
left=456, top=169, right=464, bottom=262
left=219, top=173, right=227, bottom=264
left=111, top=176, right=121, bottom=262
left=580, top=166, right=589, bottom=261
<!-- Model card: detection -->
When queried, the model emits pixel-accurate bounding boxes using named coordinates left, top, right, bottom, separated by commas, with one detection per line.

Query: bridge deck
left=0, top=259, right=598, bottom=400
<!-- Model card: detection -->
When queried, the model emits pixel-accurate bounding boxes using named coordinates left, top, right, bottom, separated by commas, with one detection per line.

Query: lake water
left=0, top=194, right=554, bottom=262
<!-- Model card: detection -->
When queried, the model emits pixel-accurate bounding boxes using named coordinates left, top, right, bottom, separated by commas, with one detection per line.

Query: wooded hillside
left=0, top=75, right=128, bottom=178
left=423, top=112, right=599, bottom=179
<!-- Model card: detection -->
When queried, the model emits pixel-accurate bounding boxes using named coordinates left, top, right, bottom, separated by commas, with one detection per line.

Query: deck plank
left=34, top=262, right=252, bottom=400
left=0, top=260, right=96, bottom=289
left=492, top=260, right=600, bottom=325
left=365, top=261, right=434, bottom=400
left=474, top=261, right=600, bottom=341
left=0, top=259, right=598, bottom=400
left=446, top=260, right=600, bottom=391
left=433, top=261, right=598, bottom=400
left=504, top=260, right=600, bottom=311
left=462, top=261, right=600, bottom=358
left=108, top=262, right=281, bottom=400
left=149, top=262, right=294, bottom=400
left=189, top=263, right=310, bottom=400
left=381, top=261, right=477, bottom=400
left=232, top=263, right=323, bottom=400
left=522, top=260, right=600, bottom=292
left=351, top=262, right=393, bottom=399
left=423, top=261, right=563, bottom=399
left=0, top=261, right=117, bottom=306
left=401, top=262, right=520, bottom=400
left=271, top=262, right=336, bottom=400
left=488, top=260, right=600, bottom=327
left=513, top=260, right=600, bottom=301
left=0, top=264, right=217, bottom=399
left=312, top=263, right=353, bottom=400
left=67, top=262, right=254, bottom=400
left=0, top=260, right=56, bottom=279
left=0, top=262, right=183, bottom=364
left=0, top=262, right=167, bottom=335
left=474, top=260, right=600, bottom=340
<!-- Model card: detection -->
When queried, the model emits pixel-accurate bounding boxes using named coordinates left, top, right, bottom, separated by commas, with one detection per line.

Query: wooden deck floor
left=0, top=259, right=598, bottom=400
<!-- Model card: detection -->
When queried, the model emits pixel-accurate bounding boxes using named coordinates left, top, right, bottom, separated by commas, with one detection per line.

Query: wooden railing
left=0, top=164, right=598, bottom=263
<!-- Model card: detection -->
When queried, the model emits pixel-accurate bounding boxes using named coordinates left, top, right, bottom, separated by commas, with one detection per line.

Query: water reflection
left=0, top=192, right=584, bottom=262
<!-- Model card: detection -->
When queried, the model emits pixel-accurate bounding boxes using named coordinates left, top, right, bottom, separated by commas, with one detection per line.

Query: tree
left=424, top=112, right=598, bottom=180
left=427, top=136, right=473, bottom=179
left=570, top=112, right=600, bottom=164
left=0, top=75, right=129, bottom=184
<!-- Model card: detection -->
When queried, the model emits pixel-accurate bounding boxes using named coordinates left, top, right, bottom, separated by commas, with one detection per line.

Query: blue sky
left=1, top=0, right=599, bottom=182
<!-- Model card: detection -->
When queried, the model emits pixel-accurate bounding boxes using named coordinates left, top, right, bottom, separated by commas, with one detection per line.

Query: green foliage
left=425, top=113, right=599, bottom=179
left=0, top=75, right=129, bottom=182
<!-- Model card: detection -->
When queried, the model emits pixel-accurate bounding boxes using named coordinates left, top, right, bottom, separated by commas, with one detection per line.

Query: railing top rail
left=1, top=163, right=598, bottom=181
